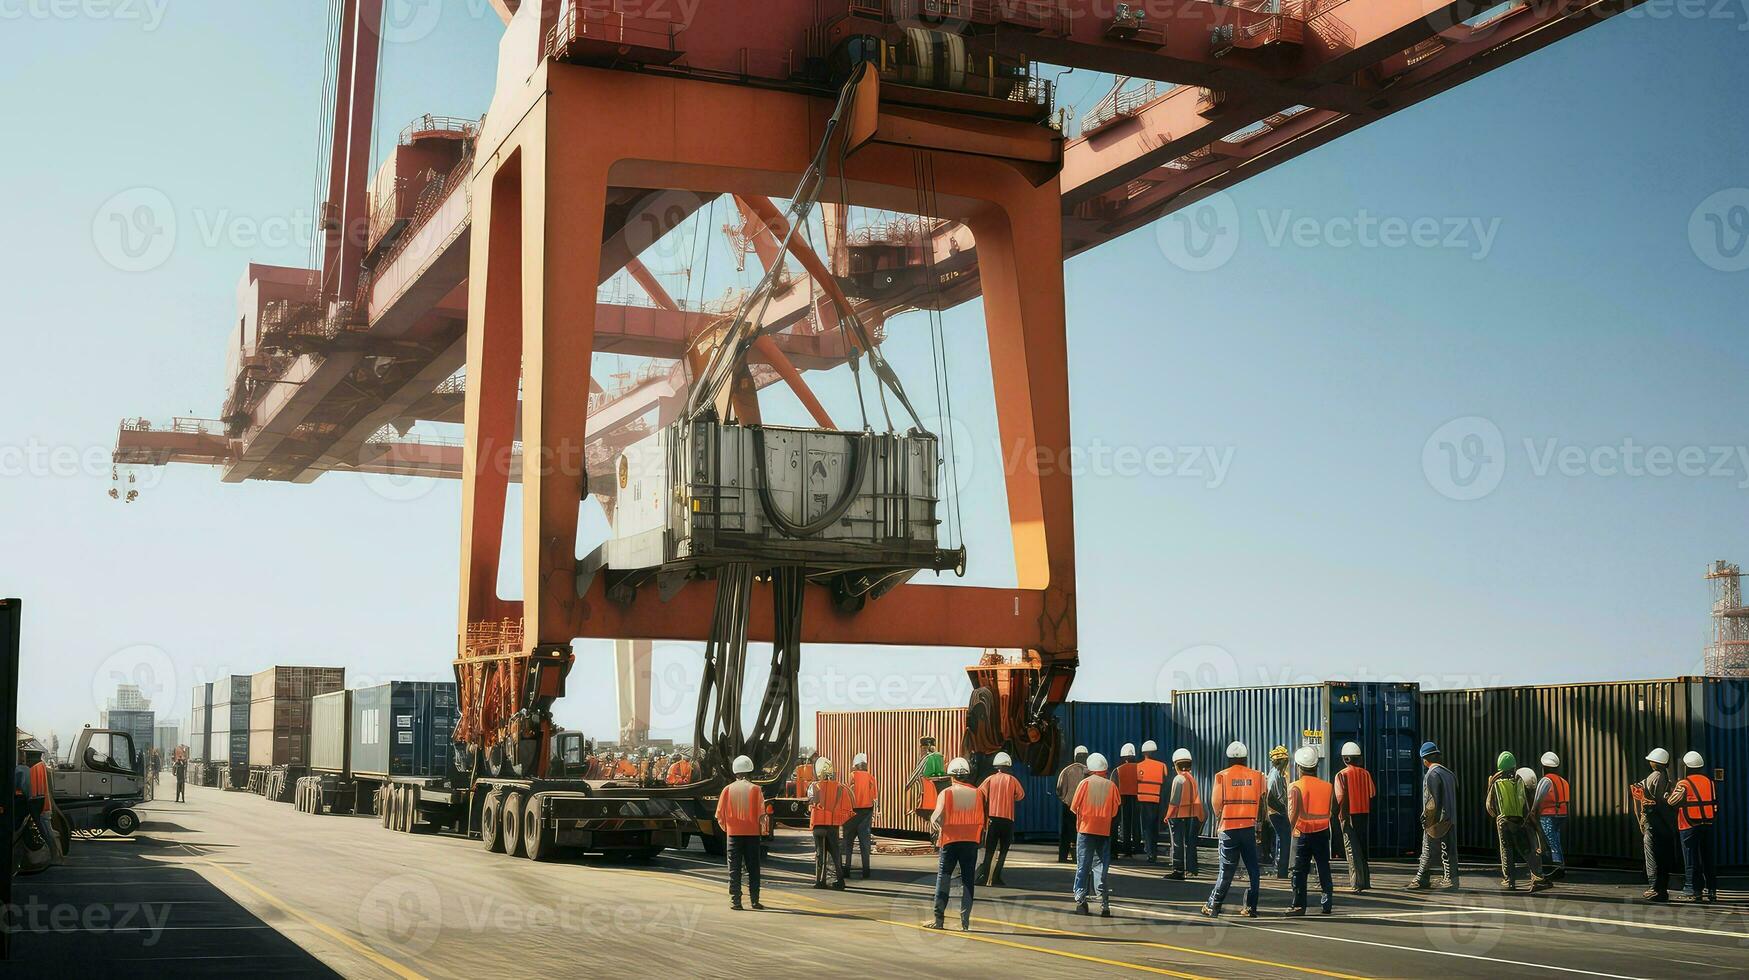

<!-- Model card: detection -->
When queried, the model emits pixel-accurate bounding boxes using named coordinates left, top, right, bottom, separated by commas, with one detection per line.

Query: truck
left=45, top=726, right=146, bottom=838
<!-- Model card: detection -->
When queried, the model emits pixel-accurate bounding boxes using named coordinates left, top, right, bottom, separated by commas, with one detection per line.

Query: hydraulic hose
left=750, top=426, right=871, bottom=539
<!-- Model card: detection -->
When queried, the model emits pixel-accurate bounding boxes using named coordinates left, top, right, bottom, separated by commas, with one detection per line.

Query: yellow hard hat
left=1269, top=745, right=1290, bottom=762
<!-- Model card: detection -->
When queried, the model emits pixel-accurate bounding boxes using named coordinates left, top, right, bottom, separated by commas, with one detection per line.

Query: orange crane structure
left=116, top=0, right=1645, bottom=788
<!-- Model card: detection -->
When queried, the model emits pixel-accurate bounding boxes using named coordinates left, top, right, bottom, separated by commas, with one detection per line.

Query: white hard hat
left=1140, top=740, right=1158, bottom=753
left=1086, top=752, right=1109, bottom=773
left=1683, top=750, right=1705, bottom=769
left=1121, top=742, right=1137, bottom=757
left=816, top=757, right=835, bottom=778
left=1226, top=741, right=1248, bottom=759
left=1540, top=751, right=1560, bottom=768
left=993, top=751, right=1013, bottom=767
left=1074, top=745, right=1089, bottom=757
left=947, top=756, right=971, bottom=776
left=1517, top=767, right=1536, bottom=784
left=1293, top=746, right=1319, bottom=770
left=1171, top=748, right=1192, bottom=764
left=1340, top=742, right=1361, bottom=758
left=853, top=752, right=868, bottom=766
left=732, top=755, right=754, bottom=774
left=1646, top=747, right=1671, bottom=765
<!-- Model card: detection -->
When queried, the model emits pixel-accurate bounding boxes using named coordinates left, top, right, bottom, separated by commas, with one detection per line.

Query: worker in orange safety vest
left=1164, top=747, right=1204, bottom=880
left=1071, top=752, right=1122, bottom=917
left=808, top=757, right=854, bottom=890
left=793, top=754, right=816, bottom=799
left=1114, top=744, right=1140, bottom=858
left=976, top=751, right=1026, bottom=887
left=1200, top=742, right=1264, bottom=918
left=1667, top=751, right=1718, bottom=902
left=666, top=752, right=695, bottom=786
left=1286, top=746, right=1336, bottom=915
left=1532, top=751, right=1569, bottom=880
left=1135, top=740, right=1168, bottom=863
left=928, top=757, right=984, bottom=931
left=1334, top=742, right=1376, bottom=892
left=715, top=755, right=769, bottom=911
left=841, top=753, right=879, bottom=879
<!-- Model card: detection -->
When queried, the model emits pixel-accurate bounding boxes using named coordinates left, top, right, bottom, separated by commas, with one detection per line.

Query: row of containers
left=818, top=677, right=1749, bottom=867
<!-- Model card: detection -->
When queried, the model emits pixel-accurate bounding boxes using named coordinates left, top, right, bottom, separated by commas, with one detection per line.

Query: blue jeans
left=1269, top=813, right=1292, bottom=876
left=1681, top=826, right=1718, bottom=898
left=1538, top=815, right=1565, bottom=867
left=935, top=840, right=979, bottom=923
left=1170, top=817, right=1199, bottom=874
left=1291, top=830, right=1334, bottom=911
left=1074, top=832, right=1112, bottom=909
left=1206, top=826, right=1260, bottom=912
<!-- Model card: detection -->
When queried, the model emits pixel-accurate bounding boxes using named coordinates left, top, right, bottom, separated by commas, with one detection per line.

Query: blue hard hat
left=1418, top=741, right=1440, bottom=758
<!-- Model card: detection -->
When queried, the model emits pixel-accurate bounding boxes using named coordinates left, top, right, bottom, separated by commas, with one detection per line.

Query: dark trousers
left=841, top=807, right=873, bottom=873
left=175, top=776, right=187, bottom=803
left=977, top=816, right=1014, bottom=884
left=1681, top=826, right=1718, bottom=898
left=1140, top=801, right=1162, bottom=860
left=1291, top=829, right=1334, bottom=911
left=1644, top=825, right=1677, bottom=896
left=1339, top=813, right=1370, bottom=889
left=1169, top=816, right=1200, bottom=874
left=1118, top=797, right=1139, bottom=855
left=728, top=835, right=762, bottom=903
left=814, top=826, right=845, bottom=885
left=935, top=840, right=979, bottom=924
left=1207, top=826, right=1261, bottom=913
left=1058, top=804, right=1076, bottom=861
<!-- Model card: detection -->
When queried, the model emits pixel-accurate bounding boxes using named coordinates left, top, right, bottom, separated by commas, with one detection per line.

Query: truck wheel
left=524, top=794, right=556, bottom=861
left=403, top=786, right=421, bottom=832
left=108, top=808, right=140, bottom=836
left=481, top=790, right=506, bottom=852
left=502, top=792, right=528, bottom=857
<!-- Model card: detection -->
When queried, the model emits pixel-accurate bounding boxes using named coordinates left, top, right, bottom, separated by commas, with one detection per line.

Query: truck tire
left=481, top=789, right=506, bottom=852
left=502, top=792, right=528, bottom=857
left=108, top=808, right=139, bottom=836
left=524, top=794, right=556, bottom=861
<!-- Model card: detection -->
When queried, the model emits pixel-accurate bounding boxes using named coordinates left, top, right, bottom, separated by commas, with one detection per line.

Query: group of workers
left=581, top=749, right=696, bottom=786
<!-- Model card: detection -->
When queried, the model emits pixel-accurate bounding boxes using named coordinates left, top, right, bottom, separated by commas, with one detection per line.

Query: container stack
left=99, top=708, right=155, bottom=763
left=189, top=682, right=213, bottom=769
left=349, top=681, right=458, bottom=780
left=248, top=666, right=345, bottom=771
left=209, top=675, right=253, bottom=788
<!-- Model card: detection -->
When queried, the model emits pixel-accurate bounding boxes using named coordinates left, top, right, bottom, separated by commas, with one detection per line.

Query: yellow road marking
left=197, top=860, right=426, bottom=980
left=977, top=913, right=1370, bottom=979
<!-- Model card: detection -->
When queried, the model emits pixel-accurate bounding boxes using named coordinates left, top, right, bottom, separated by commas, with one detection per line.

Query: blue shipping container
left=1012, top=701, right=1175, bottom=840
left=349, top=681, right=458, bottom=778
left=1701, top=677, right=1749, bottom=867
left=1173, top=682, right=1421, bottom=856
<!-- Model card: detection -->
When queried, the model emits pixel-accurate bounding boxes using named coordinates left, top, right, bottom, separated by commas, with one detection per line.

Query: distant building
left=111, top=683, right=152, bottom=710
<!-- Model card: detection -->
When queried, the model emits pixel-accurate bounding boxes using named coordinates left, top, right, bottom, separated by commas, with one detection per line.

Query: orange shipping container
left=816, top=707, right=966, bottom=836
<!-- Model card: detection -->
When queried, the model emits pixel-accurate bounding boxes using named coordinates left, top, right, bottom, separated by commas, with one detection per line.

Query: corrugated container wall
left=1701, top=678, right=1749, bottom=866
left=309, top=690, right=351, bottom=775
left=1012, top=701, right=1178, bottom=839
left=190, top=682, right=213, bottom=763
left=1173, top=683, right=1422, bottom=856
left=816, top=707, right=966, bottom=835
left=1419, top=679, right=1698, bottom=864
left=208, top=675, right=253, bottom=785
left=248, top=666, right=345, bottom=768
left=349, top=682, right=457, bottom=779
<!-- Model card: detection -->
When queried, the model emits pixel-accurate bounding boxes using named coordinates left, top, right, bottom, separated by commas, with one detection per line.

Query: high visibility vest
left=849, top=769, right=878, bottom=809
left=794, top=763, right=815, bottom=799
left=716, top=780, right=766, bottom=837
left=1135, top=758, right=1168, bottom=803
left=1537, top=773, right=1569, bottom=816
left=1072, top=774, right=1122, bottom=836
left=936, top=782, right=984, bottom=845
left=811, top=780, right=852, bottom=828
left=666, top=760, right=694, bottom=785
left=28, top=761, right=49, bottom=799
left=1678, top=774, right=1716, bottom=831
left=1115, top=761, right=1139, bottom=797
left=1292, top=775, right=1333, bottom=834
left=1494, top=774, right=1527, bottom=818
left=1336, top=765, right=1375, bottom=815
left=916, top=752, right=946, bottom=812
left=1166, top=771, right=1204, bottom=820
left=1214, top=766, right=1263, bottom=831
left=979, top=770, right=1024, bottom=821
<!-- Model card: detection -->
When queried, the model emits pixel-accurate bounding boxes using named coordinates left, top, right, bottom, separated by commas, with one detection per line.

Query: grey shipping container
left=1173, top=682, right=1423, bottom=856
left=190, top=682, right=213, bottom=762
left=248, top=666, right=344, bottom=768
left=349, top=682, right=457, bottom=779
left=209, top=674, right=253, bottom=762
left=310, top=690, right=351, bottom=774
left=101, top=709, right=156, bottom=761
left=1421, top=677, right=1747, bottom=867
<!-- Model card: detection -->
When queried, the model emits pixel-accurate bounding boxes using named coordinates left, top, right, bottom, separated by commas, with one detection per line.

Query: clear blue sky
left=3, top=5, right=1745, bottom=748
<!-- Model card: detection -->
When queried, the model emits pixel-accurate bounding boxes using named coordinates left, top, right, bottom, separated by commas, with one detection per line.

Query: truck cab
left=50, top=726, right=146, bottom=835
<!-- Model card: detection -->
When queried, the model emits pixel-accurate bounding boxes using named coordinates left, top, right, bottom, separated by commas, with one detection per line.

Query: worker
left=1199, top=741, right=1264, bottom=918
left=1630, top=747, right=1678, bottom=902
left=1484, top=751, right=1551, bottom=892
left=1114, top=743, right=1140, bottom=858
left=808, top=756, right=853, bottom=890
left=716, top=755, right=767, bottom=911
left=1265, top=745, right=1292, bottom=878
left=793, top=753, right=817, bottom=800
left=666, top=752, right=695, bottom=786
left=904, top=735, right=947, bottom=820
left=1164, top=747, right=1203, bottom=880
left=1516, top=766, right=1546, bottom=863
left=1135, top=739, right=1167, bottom=863
left=616, top=753, right=637, bottom=779
left=173, top=753, right=187, bottom=803
left=1533, top=751, right=1568, bottom=880
left=1286, top=745, right=1335, bottom=915
left=1666, top=750, right=1718, bottom=903
left=976, top=751, right=1026, bottom=886
left=1071, top=752, right=1120, bottom=917
left=928, top=756, right=983, bottom=931
left=1333, top=742, right=1374, bottom=893
left=1055, top=745, right=1090, bottom=863
left=1406, top=741, right=1461, bottom=890
left=842, top=752, right=878, bottom=879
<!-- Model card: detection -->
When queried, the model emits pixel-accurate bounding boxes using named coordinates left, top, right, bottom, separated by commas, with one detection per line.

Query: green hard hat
left=1496, top=751, right=1517, bottom=772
